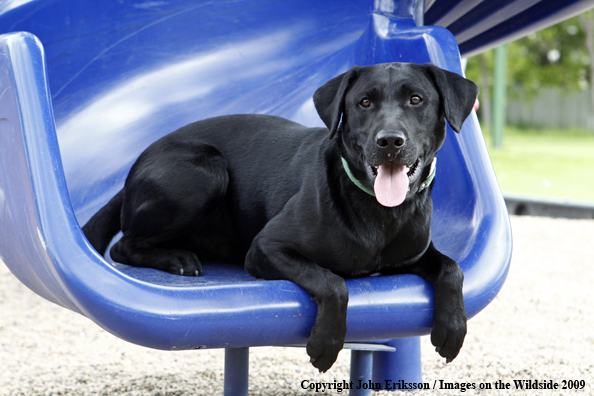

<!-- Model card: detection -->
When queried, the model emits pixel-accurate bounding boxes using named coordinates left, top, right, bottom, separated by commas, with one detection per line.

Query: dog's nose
left=376, top=131, right=406, bottom=154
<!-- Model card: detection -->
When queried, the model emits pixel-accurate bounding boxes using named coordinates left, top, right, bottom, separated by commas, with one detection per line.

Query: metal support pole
left=492, top=44, right=508, bottom=149
left=413, top=0, right=425, bottom=26
left=350, top=350, right=374, bottom=396
left=224, top=348, right=249, bottom=396
left=372, top=0, right=425, bottom=26
left=372, top=337, right=422, bottom=389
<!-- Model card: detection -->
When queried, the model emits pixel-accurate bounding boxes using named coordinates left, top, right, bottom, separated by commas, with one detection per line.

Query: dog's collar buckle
left=340, top=157, right=437, bottom=197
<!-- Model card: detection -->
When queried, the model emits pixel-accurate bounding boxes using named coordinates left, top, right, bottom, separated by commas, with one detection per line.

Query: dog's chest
left=331, top=214, right=430, bottom=277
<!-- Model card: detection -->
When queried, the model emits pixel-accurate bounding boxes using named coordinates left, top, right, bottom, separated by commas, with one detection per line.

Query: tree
left=578, top=10, right=594, bottom=123
left=465, top=13, right=593, bottom=124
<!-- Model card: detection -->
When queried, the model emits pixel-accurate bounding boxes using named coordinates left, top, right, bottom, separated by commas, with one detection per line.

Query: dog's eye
left=360, top=98, right=371, bottom=108
left=410, top=96, right=422, bottom=105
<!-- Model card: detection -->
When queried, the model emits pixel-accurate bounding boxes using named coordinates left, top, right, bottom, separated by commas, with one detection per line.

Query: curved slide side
left=0, top=25, right=511, bottom=352
left=0, top=3, right=511, bottom=393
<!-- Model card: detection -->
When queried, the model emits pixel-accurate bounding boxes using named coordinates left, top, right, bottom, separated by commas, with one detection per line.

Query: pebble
left=1, top=216, right=592, bottom=395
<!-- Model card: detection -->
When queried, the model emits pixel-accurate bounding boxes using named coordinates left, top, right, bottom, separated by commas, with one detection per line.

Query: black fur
left=83, top=62, right=479, bottom=372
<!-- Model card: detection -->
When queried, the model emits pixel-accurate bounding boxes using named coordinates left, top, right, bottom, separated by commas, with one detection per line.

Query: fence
left=506, top=88, right=593, bottom=130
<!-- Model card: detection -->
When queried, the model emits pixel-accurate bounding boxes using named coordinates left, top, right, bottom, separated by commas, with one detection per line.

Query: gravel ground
left=1, top=215, right=593, bottom=395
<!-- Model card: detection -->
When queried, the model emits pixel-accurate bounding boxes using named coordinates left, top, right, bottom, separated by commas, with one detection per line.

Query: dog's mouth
left=369, top=158, right=422, bottom=207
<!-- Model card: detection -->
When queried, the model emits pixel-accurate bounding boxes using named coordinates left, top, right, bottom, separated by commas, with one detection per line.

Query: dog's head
left=313, top=62, right=479, bottom=207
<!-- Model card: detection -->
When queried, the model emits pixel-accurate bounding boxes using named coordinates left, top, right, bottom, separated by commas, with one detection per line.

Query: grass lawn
left=482, top=126, right=594, bottom=202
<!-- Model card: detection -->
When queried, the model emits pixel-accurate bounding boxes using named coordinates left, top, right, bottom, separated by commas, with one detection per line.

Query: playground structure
left=0, top=0, right=590, bottom=394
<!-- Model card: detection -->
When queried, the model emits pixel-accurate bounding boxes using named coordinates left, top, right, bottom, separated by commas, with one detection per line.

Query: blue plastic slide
left=0, top=0, right=588, bottom=394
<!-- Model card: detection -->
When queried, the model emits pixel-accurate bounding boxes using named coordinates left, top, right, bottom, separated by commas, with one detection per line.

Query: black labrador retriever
left=83, top=62, right=479, bottom=373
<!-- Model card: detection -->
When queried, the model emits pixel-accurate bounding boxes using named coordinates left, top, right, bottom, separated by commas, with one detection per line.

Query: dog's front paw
left=306, top=321, right=346, bottom=373
left=166, top=250, right=203, bottom=277
left=431, top=307, right=467, bottom=363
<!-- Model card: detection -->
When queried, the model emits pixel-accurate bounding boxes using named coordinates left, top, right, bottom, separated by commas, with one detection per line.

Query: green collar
left=340, top=157, right=437, bottom=197
left=341, top=157, right=376, bottom=196
left=418, top=157, right=437, bottom=192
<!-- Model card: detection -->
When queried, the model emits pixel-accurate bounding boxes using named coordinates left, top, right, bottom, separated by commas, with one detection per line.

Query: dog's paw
left=306, top=337, right=342, bottom=373
left=166, top=250, right=203, bottom=277
left=431, top=309, right=467, bottom=363
left=305, top=322, right=345, bottom=373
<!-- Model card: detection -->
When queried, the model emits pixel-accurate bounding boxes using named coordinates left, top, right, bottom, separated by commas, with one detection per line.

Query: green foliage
left=468, top=11, right=594, bottom=200
left=483, top=125, right=594, bottom=201
left=465, top=13, right=592, bottom=102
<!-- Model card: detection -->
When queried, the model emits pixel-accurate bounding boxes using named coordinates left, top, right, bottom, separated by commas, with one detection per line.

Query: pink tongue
left=374, top=162, right=409, bottom=207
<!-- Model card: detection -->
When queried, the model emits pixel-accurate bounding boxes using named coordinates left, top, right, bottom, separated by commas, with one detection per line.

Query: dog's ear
left=422, top=63, right=479, bottom=133
left=313, top=66, right=360, bottom=139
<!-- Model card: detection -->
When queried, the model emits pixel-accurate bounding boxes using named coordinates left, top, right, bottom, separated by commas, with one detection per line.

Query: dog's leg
left=245, top=234, right=348, bottom=373
left=111, top=235, right=203, bottom=276
left=404, top=242, right=467, bottom=362
left=110, top=142, right=229, bottom=276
